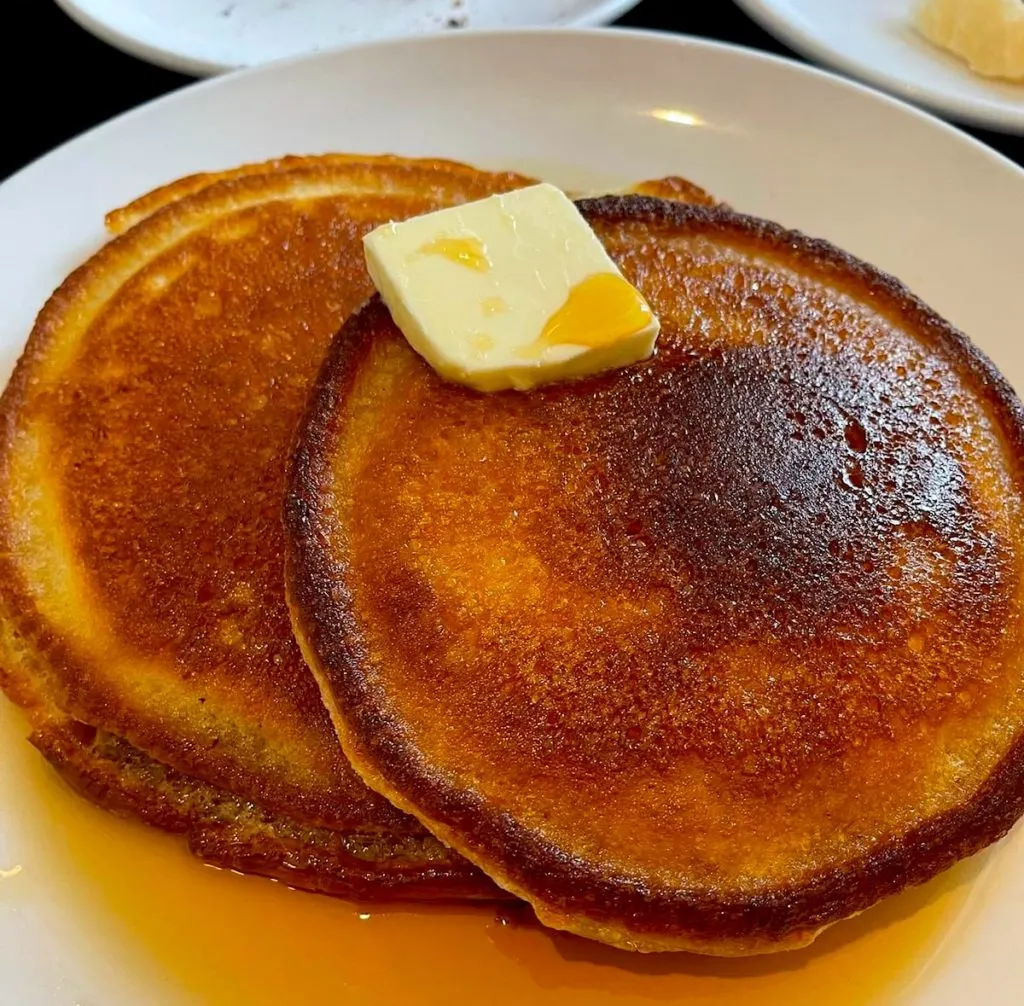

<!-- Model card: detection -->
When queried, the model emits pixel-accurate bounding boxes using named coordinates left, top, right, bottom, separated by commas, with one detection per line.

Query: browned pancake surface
left=0, top=156, right=534, bottom=832
left=287, top=197, right=1024, bottom=952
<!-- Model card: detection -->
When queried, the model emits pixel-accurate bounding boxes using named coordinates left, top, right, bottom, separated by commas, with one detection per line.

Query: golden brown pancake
left=286, top=195, right=1024, bottom=950
left=0, top=155, right=716, bottom=899
left=0, top=153, right=540, bottom=898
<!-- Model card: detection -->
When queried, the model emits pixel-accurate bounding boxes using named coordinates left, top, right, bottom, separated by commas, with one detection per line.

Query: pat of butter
left=362, top=182, right=660, bottom=392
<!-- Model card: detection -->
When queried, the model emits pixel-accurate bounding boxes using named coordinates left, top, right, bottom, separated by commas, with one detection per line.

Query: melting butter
left=482, top=296, right=508, bottom=316
left=363, top=182, right=660, bottom=392
left=518, top=273, right=655, bottom=359
left=418, top=236, right=491, bottom=272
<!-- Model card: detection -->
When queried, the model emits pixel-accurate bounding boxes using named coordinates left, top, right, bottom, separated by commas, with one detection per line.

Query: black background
left=4, top=1, right=1022, bottom=181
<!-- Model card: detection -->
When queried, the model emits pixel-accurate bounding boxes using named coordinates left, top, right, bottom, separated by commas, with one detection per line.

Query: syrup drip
left=519, top=272, right=653, bottom=358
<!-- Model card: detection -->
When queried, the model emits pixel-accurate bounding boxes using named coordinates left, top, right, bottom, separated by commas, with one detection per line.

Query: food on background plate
left=915, top=0, right=1024, bottom=81
left=286, top=195, right=1024, bottom=953
left=0, top=153, right=714, bottom=901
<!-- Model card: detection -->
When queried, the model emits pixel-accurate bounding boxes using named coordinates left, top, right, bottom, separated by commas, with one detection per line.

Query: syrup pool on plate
left=0, top=701, right=996, bottom=1005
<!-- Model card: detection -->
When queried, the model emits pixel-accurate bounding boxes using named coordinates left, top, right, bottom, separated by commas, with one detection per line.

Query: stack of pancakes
left=3, top=153, right=1024, bottom=955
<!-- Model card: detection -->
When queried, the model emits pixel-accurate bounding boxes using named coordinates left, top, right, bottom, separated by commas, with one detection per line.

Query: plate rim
left=733, top=0, right=1024, bottom=135
left=6, top=26, right=1023, bottom=200
left=52, top=0, right=645, bottom=77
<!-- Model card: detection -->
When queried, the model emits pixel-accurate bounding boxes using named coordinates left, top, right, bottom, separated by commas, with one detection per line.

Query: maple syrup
left=418, top=236, right=492, bottom=272
left=518, top=272, right=655, bottom=358
left=0, top=702, right=991, bottom=1005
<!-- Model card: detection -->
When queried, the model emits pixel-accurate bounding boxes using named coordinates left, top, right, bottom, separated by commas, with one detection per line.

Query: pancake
left=286, top=195, right=1024, bottom=950
left=0, top=153, right=539, bottom=898
left=0, top=155, right=716, bottom=899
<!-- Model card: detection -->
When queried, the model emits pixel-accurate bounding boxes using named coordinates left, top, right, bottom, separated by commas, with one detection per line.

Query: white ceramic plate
left=3, top=27, right=1024, bottom=1006
left=734, top=0, right=1024, bottom=133
left=54, top=0, right=642, bottom=76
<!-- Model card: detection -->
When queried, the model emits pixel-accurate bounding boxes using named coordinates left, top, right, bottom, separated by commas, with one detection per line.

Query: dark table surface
left=4, top=1, right=1023, bottom=183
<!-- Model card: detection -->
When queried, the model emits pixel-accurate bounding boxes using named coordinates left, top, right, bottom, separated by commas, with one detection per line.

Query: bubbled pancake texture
left=287, top=197, right=1024, bottom=951
left=0, top=154, right=716, bottom=900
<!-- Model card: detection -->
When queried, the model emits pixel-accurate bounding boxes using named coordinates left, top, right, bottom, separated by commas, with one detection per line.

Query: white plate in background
left=2, top=27, right=1024, bottom=1006
left=54, top=0, right=642, bottom=76
left=734, top=0, right=1024, bottom=133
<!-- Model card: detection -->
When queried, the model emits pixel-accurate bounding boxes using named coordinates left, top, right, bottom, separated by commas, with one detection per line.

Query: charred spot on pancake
left=334, top=314, right=1015, bottom=793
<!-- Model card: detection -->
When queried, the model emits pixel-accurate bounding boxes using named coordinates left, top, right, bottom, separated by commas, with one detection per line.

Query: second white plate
left=734, top=0, right=1024, bottom=133
left=54, top=0, right=642, bottom=76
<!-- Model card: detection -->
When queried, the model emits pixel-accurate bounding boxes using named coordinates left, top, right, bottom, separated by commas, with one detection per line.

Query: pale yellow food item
left=362, top=182, right=660, bottom=392
left=914, top=0, right=1024, bottom=81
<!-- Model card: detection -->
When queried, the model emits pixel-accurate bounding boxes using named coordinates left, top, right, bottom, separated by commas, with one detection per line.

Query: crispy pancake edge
left=0, top=584, right=502, bottom=902
left=35, top=718, right=504, bottom=902
left=105, top=155, right=720, bottom=236
left=39, top=719, right=504, bottom=902
left=104, top=153, right=541, bottom=234
left=285, top=196, right=1024, bottom=953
